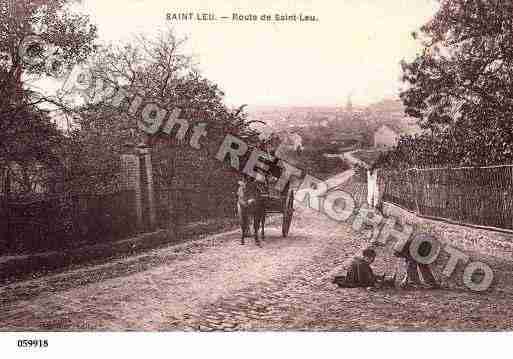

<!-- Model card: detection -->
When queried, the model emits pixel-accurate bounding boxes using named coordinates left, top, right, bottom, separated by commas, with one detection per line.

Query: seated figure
left=332, top=248, right=377, bottom=288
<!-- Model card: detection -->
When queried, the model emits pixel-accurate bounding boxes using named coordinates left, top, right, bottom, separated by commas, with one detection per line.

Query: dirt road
left=1, top=202, right=513, bottom=331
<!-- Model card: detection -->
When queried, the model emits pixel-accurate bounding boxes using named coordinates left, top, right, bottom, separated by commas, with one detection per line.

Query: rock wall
left=382, top=202, right=513, bottom=262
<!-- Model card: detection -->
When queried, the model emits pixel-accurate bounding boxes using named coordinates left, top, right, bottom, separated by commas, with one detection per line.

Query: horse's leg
left=238, top=203, right=246, bottom=245
left=261, top=209, right=265, bottom=240
left=253, top=212, right=261, bottom=246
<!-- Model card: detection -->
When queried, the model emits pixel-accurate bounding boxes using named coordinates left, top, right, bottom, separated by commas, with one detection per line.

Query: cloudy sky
left=75, top=0, right=438, bottom=107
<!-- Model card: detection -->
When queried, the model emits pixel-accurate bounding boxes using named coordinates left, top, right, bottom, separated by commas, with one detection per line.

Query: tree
left=0, top=0, right=97, bottom=196
left=0, top=0, right=97, bottom=110
left=70, top=30, right=258, bottom=193
left=399, top=0, right=513, bottom=166
left=0, top=105, right=64, bottom=196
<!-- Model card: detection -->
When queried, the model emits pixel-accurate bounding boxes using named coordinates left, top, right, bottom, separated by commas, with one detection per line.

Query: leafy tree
left=0, top=106, right=64, bottom=196
left=71, top=30, right=258, bottom=193
left=398, top=0, right=513, bottom=166
left=0, top=0, right=97, bottom=195
left=0, top=0, right=97, bottom=110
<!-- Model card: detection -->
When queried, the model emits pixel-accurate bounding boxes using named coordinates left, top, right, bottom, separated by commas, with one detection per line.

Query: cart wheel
left=282, top=189, right=294, bottom=237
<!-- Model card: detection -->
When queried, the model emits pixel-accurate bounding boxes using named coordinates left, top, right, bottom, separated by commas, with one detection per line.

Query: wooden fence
left=381, top=165, right=513, bottom=230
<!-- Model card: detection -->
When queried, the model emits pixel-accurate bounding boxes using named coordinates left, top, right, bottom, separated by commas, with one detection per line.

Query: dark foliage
left=386, top=0, right=513, bottom=168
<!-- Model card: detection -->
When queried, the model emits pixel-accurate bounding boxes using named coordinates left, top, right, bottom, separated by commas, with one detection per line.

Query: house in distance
left=373, top=122, right=421, bottom=148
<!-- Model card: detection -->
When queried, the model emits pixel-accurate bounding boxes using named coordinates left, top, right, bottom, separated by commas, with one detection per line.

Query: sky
left=74, top=0, right=439, bottom=107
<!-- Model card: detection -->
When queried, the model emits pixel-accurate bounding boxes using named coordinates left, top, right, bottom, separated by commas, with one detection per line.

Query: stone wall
left=382, top=201, right=513, bottom=261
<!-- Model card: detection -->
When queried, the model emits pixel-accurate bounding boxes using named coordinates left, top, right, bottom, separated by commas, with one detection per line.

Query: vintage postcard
left=1, top=0, right=512, bottom=357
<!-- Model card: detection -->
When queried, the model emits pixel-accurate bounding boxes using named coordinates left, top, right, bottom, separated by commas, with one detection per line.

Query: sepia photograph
left=1, top=0, right=512, bottom=357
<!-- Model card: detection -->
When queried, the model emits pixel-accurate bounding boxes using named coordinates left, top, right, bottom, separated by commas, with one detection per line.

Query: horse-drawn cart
left=237, top=156, right=296, bottom=245
left=257, top=182, right=295, bottom=238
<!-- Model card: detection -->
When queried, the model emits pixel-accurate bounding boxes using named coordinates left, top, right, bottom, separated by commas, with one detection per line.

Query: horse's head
left=237, top=178, right=263, bottom=205
left=237, top=179, right=250, bottom=204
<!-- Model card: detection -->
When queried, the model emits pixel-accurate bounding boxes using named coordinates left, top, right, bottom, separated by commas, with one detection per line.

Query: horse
left=237, top=151, right=290, bottom=246
left=237, top=179, right=266, bottom=246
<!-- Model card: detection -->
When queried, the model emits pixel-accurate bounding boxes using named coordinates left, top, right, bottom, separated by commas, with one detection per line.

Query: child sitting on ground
left=332, top=248, right=377, bottom=288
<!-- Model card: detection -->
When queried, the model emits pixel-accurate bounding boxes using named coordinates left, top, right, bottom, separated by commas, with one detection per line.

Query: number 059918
left=17, top=339, right=48, bottom=348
